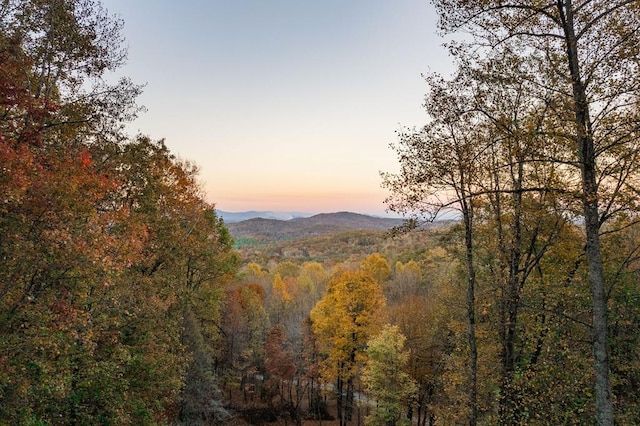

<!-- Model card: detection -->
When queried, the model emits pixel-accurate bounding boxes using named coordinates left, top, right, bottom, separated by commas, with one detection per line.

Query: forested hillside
left=2, top=1, right=640, bottom=426
left=227, top=212, right=403, bottom=244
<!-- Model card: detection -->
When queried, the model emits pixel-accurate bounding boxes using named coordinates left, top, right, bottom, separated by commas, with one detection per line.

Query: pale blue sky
left=102, top=0, right=453, bottom=215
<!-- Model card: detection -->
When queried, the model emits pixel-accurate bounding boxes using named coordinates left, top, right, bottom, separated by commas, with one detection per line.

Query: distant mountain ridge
left=217, top=210, right=313, bottom=223
left=226, top=211, right=404, bottom=242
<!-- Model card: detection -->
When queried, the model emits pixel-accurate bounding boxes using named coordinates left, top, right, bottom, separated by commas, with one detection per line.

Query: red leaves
left=265, top=325, right=296, bottom=380
left=79, top=149, right=92, bottom=168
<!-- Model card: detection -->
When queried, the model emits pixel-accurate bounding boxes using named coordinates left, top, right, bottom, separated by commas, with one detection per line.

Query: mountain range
left=224, top=211, right=405, bottom=243
left=217, top=210, right=313, bottom=223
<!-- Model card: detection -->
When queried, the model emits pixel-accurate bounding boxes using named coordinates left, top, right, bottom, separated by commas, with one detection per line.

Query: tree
left=0, top=0, right=142, bottom=142
left=383, top=70, right=488, bottom=424
left=389, top=260, right=422, bottom=302
left=310, top=270, right=386, bottom=426
left=270, top=273, right=290, bottom=322
left=0, top=3, right=144, bottom=420
left=431, top=1, right=640, bottom=423
left=297, top=261, right=328, bottom=313
left=0, top=2, right=238, bottom=422
left=264, top=324, right=308, bottom=426
left=362, top=324, right=417, bottom=426
left=179, top=309, right=232, bottom=425
left=222, top=284, right=269, bottom=393
left=385, top=250, right=458, bottom=425
left=361, top=253, right=392, bottom=287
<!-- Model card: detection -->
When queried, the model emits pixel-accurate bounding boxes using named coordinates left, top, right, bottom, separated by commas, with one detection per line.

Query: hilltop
left=226, top=211, right=404, bottom=243
left=217, top=210, right=314, bottom=223
left=225, top=211, right=454, bottom=264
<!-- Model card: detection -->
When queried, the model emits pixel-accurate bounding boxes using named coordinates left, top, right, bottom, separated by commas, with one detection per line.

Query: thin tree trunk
left=462, top=205, right=478, bottom=426
left=337, top=372, right=344, bottom=426
left=500, top=151, right=526, bottom=424
left=346, top=376, right=354, bottom=422
left=557, top=1, right=613, bottom=424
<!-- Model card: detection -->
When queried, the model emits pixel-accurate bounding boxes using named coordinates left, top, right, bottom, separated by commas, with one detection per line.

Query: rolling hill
left=226, top=211, right=404, bottom=243
left=217, top=210, right=313, bottom=223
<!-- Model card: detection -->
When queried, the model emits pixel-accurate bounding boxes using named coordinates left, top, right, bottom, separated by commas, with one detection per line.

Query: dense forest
left=1, top=0, right=640, bottom=425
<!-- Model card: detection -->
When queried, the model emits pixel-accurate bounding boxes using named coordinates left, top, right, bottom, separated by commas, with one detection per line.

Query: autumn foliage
left=0, top=1, right=237, bottom=424
left=3, top=1, right=640, bottom=425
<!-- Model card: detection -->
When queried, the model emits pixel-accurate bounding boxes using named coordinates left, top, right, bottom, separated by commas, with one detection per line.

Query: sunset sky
left=102, top=0, right=454, bottom=216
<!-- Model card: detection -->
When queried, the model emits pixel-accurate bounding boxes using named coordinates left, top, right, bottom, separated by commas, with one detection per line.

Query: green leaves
left=362, top=324, right=417, bottom=426
left=0, top=2, right=238, bottom=423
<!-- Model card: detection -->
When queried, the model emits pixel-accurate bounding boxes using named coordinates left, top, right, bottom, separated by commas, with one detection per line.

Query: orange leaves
left=0, top=2, right=241, bottom=422
left=272, top=273, right=293, bottom=304
left=79, top=149, right=92, bottom=168
left=49, top=299, right=82, bottom=332
left=0, top=140, right=34, bottom=204
left=1, top=132, right=239, bottom=423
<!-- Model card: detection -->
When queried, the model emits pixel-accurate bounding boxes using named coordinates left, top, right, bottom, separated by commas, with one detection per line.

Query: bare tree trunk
left=495, top=144, right=526, bottom=424
left=462, top=205, right=478, bottom=426
left=337, top=373, right=344, bottom=426
left=346, top=376, right=354, bottom=422
left=558, top=2, right=613, bottom=424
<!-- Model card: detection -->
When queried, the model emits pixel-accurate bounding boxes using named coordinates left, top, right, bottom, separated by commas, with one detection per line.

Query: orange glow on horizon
left=207, top=189, right=390, bottom=215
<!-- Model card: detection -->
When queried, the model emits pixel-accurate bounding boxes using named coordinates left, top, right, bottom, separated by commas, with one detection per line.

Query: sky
left=101, top=0, right=454, bottom=216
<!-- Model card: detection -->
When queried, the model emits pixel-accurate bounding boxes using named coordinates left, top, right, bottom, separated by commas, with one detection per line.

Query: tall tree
left=222, top=283, right=269, bottom=391
left=432, top=1, right=640, bottom=423
left=310, top=270, right=386, bottom=426
left=383, top=70, right=489, bottom=424
left=471, top=53, right=570, bottom=423
left=0, top=2, right=143, bottom=421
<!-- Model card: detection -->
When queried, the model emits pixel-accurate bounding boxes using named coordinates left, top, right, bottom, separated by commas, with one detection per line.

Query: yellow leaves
left=298, top=261, right=327, bottom=295
left=396, top=259, right=421, bottom=277
left=244, top=262, right=266, bottom=279
left=272, top=273, right=292, bottom=303
left=310, top=270, right=386, bottom=383
left=424, top=246, right=449, bottom=263
left=361, top=252, right=391, bottom=285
